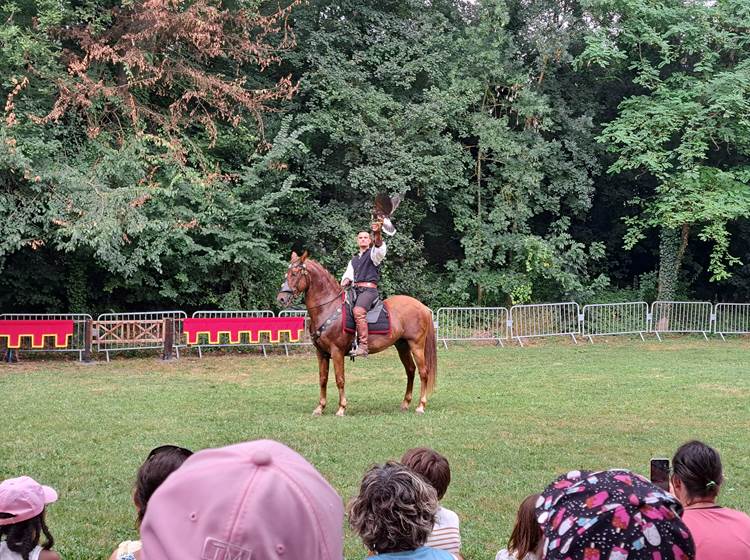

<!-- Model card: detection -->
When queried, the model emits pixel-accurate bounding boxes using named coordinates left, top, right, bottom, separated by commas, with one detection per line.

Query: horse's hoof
left=312, top=407, right=323, bottom=416
left=400, top=402, right=410, bottom=412
left=415, top=406, right=425, bottom=414
left=335, top=408, right=346, bottom=417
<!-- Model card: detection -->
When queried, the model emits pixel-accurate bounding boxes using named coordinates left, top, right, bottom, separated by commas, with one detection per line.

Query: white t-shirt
left=114, top=540, right=142, bottom=559
left=424, top=506, right=461, bottom=554
left=0, top=542, right=42, bottom=560
left=495, top=549, right=540, bottom=560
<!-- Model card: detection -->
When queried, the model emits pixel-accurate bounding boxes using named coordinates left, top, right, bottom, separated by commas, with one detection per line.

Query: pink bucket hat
left=141, top=439, right=344, bottom=560
left=0, top=476, right=58, bottom=525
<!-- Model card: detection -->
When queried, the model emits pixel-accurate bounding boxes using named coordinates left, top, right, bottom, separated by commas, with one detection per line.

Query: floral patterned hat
left=536, top=469, right=695, bottom=560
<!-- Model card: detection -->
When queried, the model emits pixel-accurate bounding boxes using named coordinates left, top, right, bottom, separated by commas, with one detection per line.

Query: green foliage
left=428, top=0, right=608, bottom=305
left=582, top=0, right=750, bottom=290
left=657, top=228, right=682, bottom=301
left=2, top=0, right=750, bottom=312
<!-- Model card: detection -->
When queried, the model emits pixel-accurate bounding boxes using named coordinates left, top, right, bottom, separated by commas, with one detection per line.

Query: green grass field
left=2, top=339, right=750, bottom=559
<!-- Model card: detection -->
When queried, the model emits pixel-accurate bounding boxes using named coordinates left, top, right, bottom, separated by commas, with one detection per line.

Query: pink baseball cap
left=0, top=476, right=58, bottom=525
left=141, top=439, right=344, bottom=560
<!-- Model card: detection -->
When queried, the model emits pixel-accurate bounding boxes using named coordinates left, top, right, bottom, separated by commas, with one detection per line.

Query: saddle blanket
left=343, top=301, right=391, bottom=335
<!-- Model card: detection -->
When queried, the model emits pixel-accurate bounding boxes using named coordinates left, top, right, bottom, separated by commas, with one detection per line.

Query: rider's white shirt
left=341, top=243, right=387, bottom=283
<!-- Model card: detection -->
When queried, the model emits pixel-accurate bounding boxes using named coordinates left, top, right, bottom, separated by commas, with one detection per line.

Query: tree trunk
left=657, top=226, right=689, bottom=300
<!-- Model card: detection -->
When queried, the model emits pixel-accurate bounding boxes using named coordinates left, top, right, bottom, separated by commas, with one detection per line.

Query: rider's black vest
left=351, top=248, right=381, bottom=283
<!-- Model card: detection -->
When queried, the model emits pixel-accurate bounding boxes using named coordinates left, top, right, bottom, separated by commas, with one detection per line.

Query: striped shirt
left=424, top=506, right=461, bottom=554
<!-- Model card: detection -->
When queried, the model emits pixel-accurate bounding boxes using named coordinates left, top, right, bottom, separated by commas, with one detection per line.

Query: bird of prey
left=373, top=193, right=404, bottom=236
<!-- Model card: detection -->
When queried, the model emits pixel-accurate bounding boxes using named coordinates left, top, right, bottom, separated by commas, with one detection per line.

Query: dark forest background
left=1, top=0, right=749, bottom=313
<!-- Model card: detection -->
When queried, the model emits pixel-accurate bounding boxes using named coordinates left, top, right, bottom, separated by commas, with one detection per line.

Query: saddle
left=343, top=292, right=390, bottom=335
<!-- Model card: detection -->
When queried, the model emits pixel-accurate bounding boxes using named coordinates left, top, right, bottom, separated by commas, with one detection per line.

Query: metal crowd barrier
left=95, top=311, right=187, bottom=361
left=713, top=303, right=750, bottom=340
left=192, top=310, right=275, bottom=318
left=188, top=310, right=276, bottom=357
left=650, top=301, right=713, bottom=340
left=581, top=302, right=649, bottom=342
left=6, top=300, right=750, bottom=363
left=510, top=302, right=580, bottom=345
left=278, top=309, right=313, bottom=355
left=0, top=313, right=93, bottom=361
left=434, top=307, right=509, bottom=348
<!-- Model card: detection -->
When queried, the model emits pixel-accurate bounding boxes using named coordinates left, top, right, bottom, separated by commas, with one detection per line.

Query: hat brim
left=42, top=485, right=58, bottom=505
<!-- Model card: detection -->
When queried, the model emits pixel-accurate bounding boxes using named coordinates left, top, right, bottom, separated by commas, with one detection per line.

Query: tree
left=270, top=0, right=472, bottom=305
left=580, top=0, right=750, bottom=298
left=444, top=0, right=608, bottom=305
left=1, top=0, right=304, bottom=311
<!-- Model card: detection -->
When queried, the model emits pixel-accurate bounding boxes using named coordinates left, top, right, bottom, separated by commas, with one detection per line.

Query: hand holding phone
left=650, top=458, right=670, bottom=492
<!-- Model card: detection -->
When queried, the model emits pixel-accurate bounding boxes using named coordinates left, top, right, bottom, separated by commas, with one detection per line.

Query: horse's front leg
left=313, top=350, right=330, bottom=416
left=331, top=348, right=347, bottom=417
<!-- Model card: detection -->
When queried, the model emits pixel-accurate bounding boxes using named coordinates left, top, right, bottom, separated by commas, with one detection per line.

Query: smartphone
left=650, top=458, right=670, bottom=492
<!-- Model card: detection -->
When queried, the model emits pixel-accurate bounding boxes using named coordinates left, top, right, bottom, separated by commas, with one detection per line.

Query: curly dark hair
left=348, top=462, right=438, bottom=554
left=0, top=510, right=54, bottom=560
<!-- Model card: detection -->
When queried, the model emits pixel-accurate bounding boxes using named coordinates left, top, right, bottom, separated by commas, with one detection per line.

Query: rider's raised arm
left=370, top=221, right=386, bottom=266
left=370, top=242, right=386, bottom=266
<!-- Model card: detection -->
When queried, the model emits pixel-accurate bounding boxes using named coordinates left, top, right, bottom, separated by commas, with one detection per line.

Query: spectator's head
left=348, top=461, right=438, bottom=554
left=140, top=440, right=344, bottom=560
left=507, top=494, right=543, bottom=560
left=0, top=476, right=57, bottom=558
left=536, top=469, right=694, bottom=560
left=401, top=447, right=451, bottom=500
left=671, top=440, right=723, bottom=505
left=134, top=445, right=193, bottom=526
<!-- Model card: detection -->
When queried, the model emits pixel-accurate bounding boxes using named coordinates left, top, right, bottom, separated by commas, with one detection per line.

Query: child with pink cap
left=0, top=476, right=60, bottom=560
left=140, top=439, right=344, bottom=560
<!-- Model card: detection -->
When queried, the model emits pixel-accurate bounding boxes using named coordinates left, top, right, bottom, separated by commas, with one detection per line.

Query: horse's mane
left=304, top=259, right=340, bottom=291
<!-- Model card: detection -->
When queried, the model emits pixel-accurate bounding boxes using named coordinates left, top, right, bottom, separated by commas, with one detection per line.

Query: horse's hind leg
left=396, top=340, right=416, bottom=411
left=408, top=340, right=428, bottom=414
left=313, top=350, right=330, bottom=416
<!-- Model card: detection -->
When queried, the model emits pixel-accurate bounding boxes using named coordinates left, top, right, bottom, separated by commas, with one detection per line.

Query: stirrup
left=349, top=345, right=368, bottom=358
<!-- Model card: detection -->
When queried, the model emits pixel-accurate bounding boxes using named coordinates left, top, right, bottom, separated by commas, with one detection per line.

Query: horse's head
left=277, top=251, right=310, bottom=308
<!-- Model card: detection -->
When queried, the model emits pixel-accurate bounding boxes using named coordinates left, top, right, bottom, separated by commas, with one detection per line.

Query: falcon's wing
left=390, top=194, right=404, bottom=214
left=382, top=217, right=396, bottom=236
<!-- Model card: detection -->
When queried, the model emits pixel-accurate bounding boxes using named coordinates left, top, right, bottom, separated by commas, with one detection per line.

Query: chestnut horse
left=277, top=252, right=437, bottom=416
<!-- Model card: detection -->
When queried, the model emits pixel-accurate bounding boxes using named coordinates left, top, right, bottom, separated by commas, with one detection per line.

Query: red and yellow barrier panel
left=183, top=317, right=305, bottom=345
left=0, top=320, right=74, bottom=348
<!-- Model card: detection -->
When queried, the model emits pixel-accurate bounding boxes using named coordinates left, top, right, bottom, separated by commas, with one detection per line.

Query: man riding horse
left=277, top=192, right=436, bottom=415
left=340, top=221, right=385, bottom=357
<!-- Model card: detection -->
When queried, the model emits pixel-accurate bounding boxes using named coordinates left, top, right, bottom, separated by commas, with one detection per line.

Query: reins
left=283, top=261, right=347, bottom=356
left=306, top=290, right=344, bottom=311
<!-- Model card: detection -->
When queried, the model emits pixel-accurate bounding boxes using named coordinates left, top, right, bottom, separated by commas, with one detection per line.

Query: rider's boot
left=352, top=306, right=369, bottom=357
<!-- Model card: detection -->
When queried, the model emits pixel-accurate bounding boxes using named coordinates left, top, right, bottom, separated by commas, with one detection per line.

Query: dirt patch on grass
left=696, top=383, right=750, bottom=397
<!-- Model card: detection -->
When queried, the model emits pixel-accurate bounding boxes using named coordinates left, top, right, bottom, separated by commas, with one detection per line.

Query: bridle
left=279, top=261, right=343, bottom=311
left=279, top=261, right=309, bottom=299
left=278, top=259, right=347, bottom=358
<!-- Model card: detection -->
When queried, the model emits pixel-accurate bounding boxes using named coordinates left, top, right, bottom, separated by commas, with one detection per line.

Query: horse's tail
left=424, top=308, right=437, bottom=395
